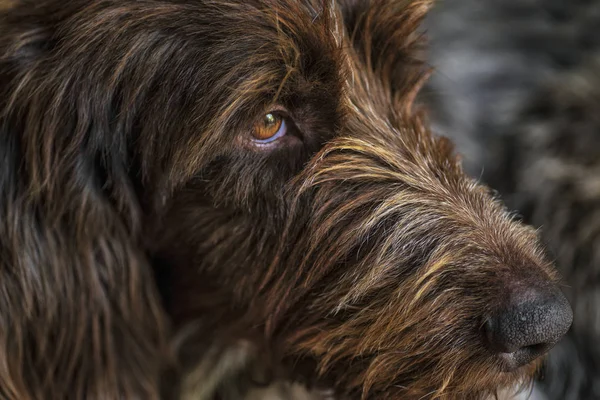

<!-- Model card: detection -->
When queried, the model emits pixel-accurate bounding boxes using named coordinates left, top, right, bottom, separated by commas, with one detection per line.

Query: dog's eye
left=252, top=113, right=287, bottom=143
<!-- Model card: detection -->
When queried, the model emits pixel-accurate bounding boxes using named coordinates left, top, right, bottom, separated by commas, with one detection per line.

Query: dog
left=0, top=1, right=573, bottom=399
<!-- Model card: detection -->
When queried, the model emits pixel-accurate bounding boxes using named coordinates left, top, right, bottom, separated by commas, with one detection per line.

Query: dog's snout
left=484, top=285, right=573, bottom=371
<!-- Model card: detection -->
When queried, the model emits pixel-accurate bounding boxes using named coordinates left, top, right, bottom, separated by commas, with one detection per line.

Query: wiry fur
left=0, top=1, right=566, bottom=399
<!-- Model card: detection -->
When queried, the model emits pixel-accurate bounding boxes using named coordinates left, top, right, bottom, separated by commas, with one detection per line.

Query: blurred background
left=422, top=1, right=600, bottom=399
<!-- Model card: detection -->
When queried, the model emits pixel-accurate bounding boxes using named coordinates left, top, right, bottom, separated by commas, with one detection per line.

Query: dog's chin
left=488, top=359, right=539, bottom=400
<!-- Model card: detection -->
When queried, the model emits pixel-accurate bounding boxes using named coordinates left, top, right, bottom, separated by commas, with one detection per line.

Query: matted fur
left=0, top=1, right=566, bottom=399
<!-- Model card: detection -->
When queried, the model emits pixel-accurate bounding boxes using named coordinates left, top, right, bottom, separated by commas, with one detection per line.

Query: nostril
left=483, top=285, right=573, bottom=370
left=522, top=342, right=549, bottom=355
left=517, top=342, right=553, bottom=363
left=484, top=317, right=516, bottom=353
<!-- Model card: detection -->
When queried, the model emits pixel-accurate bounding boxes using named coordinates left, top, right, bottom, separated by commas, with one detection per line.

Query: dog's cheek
left=190, top=144, right=315, bottom=210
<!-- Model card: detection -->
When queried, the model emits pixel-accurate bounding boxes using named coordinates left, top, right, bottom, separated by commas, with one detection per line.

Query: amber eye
left=252, top=112, right=287, bottom=143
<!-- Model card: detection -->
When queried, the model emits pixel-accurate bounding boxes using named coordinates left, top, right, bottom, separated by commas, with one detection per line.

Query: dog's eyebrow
left=304, top=2, right=321, bottom=22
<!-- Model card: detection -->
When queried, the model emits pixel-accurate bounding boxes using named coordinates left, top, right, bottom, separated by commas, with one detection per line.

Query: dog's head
left=0, top=0, right=572, bottom=399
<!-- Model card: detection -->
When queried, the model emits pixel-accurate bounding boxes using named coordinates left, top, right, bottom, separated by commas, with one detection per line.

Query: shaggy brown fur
left=0, top=1, right=570, bottom=399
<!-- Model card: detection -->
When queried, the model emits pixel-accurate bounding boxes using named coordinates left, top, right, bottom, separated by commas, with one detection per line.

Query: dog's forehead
left=227, top=1, right=386, bottom=110
left=211, top=1, right=350, bottom=115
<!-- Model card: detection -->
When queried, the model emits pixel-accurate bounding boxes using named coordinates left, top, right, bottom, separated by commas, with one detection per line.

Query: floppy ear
left=0, top=7, right=168, bottom=399
left=338, top=0, right=432, bottom=109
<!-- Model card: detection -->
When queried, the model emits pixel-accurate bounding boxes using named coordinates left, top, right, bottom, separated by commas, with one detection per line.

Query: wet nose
left=484, top=285, right=572, bottom=371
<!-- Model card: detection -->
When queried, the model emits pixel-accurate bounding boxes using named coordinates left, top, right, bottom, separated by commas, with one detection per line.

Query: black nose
left=484, top=285, right=572, bottom=371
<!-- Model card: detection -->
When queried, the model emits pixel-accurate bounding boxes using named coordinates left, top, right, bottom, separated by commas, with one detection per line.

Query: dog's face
left=141, top=1, right=572, bottom=398
left=0, top=0, right=572, bottom=399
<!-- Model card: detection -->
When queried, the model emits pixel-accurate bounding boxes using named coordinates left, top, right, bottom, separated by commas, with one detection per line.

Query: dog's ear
left=0, top=7, right=169, bottom=399
left=338, top=0, right=432, bottom=108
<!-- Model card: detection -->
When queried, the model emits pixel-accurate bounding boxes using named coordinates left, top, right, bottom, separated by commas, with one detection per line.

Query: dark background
left=423, top=1, right=600, bottom=399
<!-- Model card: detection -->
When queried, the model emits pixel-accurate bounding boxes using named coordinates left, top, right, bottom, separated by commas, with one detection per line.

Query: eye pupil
left=265, top=113, right=276, bottom=125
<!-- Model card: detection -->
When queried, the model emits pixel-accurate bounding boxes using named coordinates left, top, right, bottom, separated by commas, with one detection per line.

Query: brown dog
left=0, top=1, right=572, bottom=399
